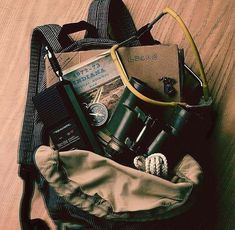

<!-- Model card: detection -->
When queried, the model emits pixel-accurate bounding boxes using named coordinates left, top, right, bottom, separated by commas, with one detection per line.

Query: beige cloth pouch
left=35, top=145, right=202, bottom=221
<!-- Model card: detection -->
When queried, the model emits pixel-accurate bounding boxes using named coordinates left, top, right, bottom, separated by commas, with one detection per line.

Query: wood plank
left=0, top=0, right=234, bottom=229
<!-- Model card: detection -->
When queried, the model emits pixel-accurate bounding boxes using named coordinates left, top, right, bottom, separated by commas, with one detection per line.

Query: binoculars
left=97, top=77, right=211, bottom=168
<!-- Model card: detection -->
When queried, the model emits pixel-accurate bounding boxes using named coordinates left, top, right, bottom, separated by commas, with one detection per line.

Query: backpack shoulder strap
left=19, top=25, right=64, bottom=230
left=18, top=24, right=63, bottom=165
left=87, top=0, right=140, bottom=44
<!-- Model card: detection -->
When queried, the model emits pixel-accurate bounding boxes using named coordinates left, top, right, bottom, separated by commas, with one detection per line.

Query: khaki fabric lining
left=35, top=146, right=202, bottom=221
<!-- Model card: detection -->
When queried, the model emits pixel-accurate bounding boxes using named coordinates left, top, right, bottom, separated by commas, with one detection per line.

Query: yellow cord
left=109, top=8, right=209, bottom=107
left=162, top=7, right=209, bottom=100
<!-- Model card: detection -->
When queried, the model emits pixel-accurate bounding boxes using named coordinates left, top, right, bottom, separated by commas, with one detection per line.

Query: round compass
left=87, top=102, right=109, bottom=127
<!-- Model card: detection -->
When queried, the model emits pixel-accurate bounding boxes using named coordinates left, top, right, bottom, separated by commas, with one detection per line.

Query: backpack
left=18, top=1, right=212, bottom=229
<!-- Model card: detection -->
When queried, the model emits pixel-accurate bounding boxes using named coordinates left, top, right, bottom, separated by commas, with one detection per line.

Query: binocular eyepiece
left=97, top=77, right=211, bottom=168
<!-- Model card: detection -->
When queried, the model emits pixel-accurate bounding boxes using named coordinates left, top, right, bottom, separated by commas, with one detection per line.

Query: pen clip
left=45, top=46, right=63, bottom=81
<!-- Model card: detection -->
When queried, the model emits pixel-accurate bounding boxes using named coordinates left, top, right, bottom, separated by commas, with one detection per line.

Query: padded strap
left=87, top=0, right=140, bottom=45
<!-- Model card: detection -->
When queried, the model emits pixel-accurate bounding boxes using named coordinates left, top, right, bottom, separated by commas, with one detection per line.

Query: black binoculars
left=97, top=77, right=211, bottom=168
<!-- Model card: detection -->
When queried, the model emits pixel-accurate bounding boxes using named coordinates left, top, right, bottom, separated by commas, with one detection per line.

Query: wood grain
left=0, top=0, right=234, bottom=229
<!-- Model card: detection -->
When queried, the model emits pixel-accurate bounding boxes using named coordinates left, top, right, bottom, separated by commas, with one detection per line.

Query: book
left=62, top=52, right=125, bottom=115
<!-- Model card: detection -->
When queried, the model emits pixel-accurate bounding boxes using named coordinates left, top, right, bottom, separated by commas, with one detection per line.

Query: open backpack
left=18, top=0, right=214, bottom=229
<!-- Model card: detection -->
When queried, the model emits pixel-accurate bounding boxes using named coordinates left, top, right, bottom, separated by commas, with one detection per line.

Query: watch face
left=87, top=103, right=109, bottom=127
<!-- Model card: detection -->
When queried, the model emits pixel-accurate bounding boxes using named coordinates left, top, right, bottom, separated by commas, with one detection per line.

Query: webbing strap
left=18, top=25, right=63, bottom=230
left=87, top=0, right=140, bottom=45
left=18, top=24, right=62, bottom=165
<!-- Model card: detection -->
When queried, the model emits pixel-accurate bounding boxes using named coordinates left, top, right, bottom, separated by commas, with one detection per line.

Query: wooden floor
left=0, top=0, right=234, bottom=229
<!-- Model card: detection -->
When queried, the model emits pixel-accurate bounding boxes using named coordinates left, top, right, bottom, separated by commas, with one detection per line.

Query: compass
left=87, top=102, right=109, bottom=127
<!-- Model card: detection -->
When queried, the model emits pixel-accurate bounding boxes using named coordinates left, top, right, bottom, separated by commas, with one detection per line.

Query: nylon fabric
left=35, top=145, right=202, bottom=221
left=18, top=25, right=62, bottom=164
left=87, top=0, right=140, bottom=46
